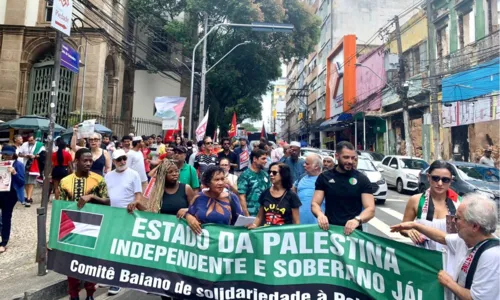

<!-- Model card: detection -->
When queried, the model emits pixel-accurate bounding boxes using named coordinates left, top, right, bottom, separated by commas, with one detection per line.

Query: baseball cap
left=112, top=149, right=127, bottom=160
left=1, top=145, right=16, bottom=156
left=173, top=146, right=187, bottom=153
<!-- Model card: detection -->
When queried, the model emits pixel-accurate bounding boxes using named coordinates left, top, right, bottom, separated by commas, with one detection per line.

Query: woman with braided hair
left=127, top=158, right=195, bottom=217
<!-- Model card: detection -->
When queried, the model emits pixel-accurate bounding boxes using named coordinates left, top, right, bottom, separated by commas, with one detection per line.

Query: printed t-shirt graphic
left=58, top=210, right=103, bottom=249
left=59, top=172, right=108, bottom=202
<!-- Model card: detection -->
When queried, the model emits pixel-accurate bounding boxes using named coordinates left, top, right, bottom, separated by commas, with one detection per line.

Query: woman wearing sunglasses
left=248, top=162, right=301, bottom=228
left=401, top=160, right=461, bottom=250
left=71, top=128, right=111, bottom=176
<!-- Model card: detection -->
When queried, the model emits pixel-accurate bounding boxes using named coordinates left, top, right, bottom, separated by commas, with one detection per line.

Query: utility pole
left=198, top=13, right=209, bottom=125
left=37, top=31, right=63, bottom=276
left=427, top=0, right=441, bottom=159
left=394, top=16, right=413, bottom=156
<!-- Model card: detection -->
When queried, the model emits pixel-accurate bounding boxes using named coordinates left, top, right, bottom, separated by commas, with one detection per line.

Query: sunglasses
left=115, top=156, right=127, bottom=162
left=430, top=175, right=452, bottom=184
left=89, top=138, right=100, bottom=142
left=268, top=170, right=279, bottom=176
left=205, top=142, right=213, bottom=145
left=223, top=143, right=230, bottom=145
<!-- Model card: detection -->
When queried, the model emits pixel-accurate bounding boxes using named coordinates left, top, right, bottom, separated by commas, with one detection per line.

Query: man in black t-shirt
left=217, top=137, right=238, bottom=173
left=311, top=141, right=375, bottom=235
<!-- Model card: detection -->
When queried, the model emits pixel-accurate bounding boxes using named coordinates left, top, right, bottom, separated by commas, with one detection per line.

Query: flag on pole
left=213, top=126, right=217, bottom=143
left=228, top=112, right=237, bottom=138
left=260, top=122, right=267, bottom=139
left=196, top=109, right=209, bottom=142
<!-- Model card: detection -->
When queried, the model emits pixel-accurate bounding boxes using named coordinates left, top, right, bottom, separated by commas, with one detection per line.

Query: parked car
left=357, top=156, right=388, bottom=204
left=418, top=162, right=499, bottom=200
left=378, top=155, right=429, bottom=193
left=357, top=151, right=385, bottom=165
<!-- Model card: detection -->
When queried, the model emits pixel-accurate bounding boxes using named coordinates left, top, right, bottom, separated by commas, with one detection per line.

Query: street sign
left=51, top=0, right=73, bottom=36
left=61, top=43, right=79, bottom=73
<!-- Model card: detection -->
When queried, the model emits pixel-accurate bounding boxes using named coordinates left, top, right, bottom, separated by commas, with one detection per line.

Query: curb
left=11, top=279, right=67, bottom=300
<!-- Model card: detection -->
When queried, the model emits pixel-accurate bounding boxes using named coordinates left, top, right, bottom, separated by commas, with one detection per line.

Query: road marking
left=385, top=199, right=406, bottom=202
left=378, top=207, right=405, bottom=220
left=367, top=217, right=412, bottom=244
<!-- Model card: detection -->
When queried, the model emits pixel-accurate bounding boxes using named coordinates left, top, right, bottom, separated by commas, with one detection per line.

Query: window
left=389, top=158, right=399, bottom=168
left=437, top=26, right=449, bottom=58
left=487, top=0, right=500, bottom=33
left=458, top=12, right=473, bottom=48
left=45, top=0, right=54, bottom=22
left=382, top=156, right=391, bottom=166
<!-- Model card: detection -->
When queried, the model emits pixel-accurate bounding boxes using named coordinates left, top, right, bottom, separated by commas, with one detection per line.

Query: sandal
left=0, top=246, right=6, bottom=254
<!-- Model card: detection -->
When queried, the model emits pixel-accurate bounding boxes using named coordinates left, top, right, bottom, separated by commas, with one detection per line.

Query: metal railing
left=64, top=113, right=163, bottom=137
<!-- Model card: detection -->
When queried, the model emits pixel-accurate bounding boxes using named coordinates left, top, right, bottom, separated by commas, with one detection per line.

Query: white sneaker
left=96, top=283, right=109, bottom=288
left=108, top=286, right=121, bottom=295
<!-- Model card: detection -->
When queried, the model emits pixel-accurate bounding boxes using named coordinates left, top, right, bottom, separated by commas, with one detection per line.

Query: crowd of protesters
left=0, top=130, right=498, bottom=299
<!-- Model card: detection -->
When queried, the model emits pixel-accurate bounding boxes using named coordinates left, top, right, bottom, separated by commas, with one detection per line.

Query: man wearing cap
left=234, top=137, right=250, bottom=175
left=280, top=141, right=305, bottom=183
left=173, top=146, right=200, bottom=192
left=127, top=136, right=148, bottom=191
left=480, top=147, right=495, bottom=167
left=103, top=149, right=142, bottom=295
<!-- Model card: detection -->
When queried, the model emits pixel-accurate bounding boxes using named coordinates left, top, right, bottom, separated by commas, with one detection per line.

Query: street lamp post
left=188, top=22, right=294, bottom=140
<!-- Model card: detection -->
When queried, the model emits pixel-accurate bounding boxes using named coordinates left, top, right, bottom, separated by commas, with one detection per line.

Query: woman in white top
left=220, top=157, right=238, bottom=193
left=401, top=160, right=461, bottom=251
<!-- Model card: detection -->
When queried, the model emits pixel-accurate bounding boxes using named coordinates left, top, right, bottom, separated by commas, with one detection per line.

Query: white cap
left=290, top=141, right=301, bottom=148
left=132, top=136, right=142, bottom=142
left=112, top=149, right=127, bottom=160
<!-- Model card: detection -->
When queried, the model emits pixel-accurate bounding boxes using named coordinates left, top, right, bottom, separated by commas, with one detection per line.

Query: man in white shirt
left=126, top=136, right=148, bottom=192
left=104, top=149, right=142, bottom=295
left=13, top=135, right=24, bottom=163
left=391, top=193, right=499, bottom=300
left=479, top=147, right=495, bottom=167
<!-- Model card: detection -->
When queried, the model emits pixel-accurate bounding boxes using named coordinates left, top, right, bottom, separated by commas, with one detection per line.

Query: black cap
left=173, top=146, right=187, bottom=153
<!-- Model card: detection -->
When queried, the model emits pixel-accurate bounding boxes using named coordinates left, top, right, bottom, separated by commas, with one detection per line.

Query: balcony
left=436, top=30, right=500, bottom=76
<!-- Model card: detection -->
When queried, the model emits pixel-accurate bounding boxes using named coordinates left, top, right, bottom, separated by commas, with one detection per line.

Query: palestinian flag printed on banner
left=58, top=210, right=103, bottom=249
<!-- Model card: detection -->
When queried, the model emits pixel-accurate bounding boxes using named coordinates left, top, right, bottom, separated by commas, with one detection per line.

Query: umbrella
left=61, top=123, right=113, bottom=136
left=0, top=115, right=66, bottom=132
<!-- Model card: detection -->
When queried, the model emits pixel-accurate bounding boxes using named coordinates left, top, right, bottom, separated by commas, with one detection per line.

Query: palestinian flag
left=58, top=210, right=103, bottom=249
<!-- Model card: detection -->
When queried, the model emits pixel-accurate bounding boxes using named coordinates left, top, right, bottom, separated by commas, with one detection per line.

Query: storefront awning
left=442, top=57, right=499, bottom=102
left=319, top=113, right=352, bottom=130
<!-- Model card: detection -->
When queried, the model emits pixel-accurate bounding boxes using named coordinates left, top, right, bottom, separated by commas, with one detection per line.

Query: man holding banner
left=391, top=193, right=499, bottom=300
left=58, top=148, right=109, bottom=300
left=311, top=141, right=375, bottom=235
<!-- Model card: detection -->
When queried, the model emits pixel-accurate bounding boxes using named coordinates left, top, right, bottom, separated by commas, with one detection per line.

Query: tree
left=128, top=0, right=320, bottom=137
left=240, top=122, right=258, bottom=132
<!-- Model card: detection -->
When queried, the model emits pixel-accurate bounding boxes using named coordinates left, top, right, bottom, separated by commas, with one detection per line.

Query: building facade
left=0, top=0, right=186, bottom=137
left=283, top=0, right=419, bottom=146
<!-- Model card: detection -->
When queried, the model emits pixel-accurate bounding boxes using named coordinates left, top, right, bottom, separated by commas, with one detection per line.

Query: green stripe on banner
left=48, top=200, right=445, bottom=300
left=59, top=232, right=98, bottom=249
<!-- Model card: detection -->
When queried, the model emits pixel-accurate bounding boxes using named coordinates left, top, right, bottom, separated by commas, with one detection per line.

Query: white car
left=357, top=157, right=388, bottom=204
left=378, top=155, right=430, bottom=193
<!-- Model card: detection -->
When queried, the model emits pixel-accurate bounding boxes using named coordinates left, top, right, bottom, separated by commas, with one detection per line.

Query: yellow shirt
left=59, top=172, right=108, bottom=201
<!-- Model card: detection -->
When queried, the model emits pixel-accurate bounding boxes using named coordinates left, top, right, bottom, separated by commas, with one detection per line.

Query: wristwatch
left=354, top=216, right=363, bottom=224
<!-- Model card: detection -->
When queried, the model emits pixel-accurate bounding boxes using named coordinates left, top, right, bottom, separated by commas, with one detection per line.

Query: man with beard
left=103, top=149, right=141, bottom=295
left=237, top=149, right=271, bottom=216
left=217, top=137, right=238, bottom=173
left=311, top=141, right=375, bottom=235
left=280, top=141, right=305, bottom=183
left=323, top=156, right=335, bottom=171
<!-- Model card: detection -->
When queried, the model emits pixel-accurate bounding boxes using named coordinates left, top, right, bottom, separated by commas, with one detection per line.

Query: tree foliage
left=128, top=0, right=320, bottom=137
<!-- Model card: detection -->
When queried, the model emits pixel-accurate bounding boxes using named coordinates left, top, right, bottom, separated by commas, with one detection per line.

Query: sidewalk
left=0, top=187, right=66, bottom=300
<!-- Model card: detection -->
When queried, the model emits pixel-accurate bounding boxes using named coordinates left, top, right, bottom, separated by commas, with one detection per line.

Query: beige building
left=0, top=0, right=187, bottom=136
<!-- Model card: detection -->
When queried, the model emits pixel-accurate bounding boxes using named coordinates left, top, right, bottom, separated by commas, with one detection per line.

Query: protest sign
left=48, top=201, right=444, bottom=300
left=0, top=160, right=13, bottom=192
left=76, top=119, right=96, bottom=139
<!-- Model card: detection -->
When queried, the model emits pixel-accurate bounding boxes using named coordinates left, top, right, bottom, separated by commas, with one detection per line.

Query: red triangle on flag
left=58, top=211, right=76, bottom=240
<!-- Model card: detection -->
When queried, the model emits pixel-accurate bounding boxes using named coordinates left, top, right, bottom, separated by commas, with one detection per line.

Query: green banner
left=48, top=201, right=444, bottom=299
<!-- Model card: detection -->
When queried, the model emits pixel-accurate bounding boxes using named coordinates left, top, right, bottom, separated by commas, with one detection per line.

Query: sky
left=243, top=64, right=286, bottom=131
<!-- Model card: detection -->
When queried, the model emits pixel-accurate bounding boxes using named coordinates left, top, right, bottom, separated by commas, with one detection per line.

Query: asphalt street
left=73, top=189, right=414, bottom=300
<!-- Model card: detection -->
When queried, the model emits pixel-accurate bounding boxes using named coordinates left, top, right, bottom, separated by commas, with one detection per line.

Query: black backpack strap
left=465, top=239, right=500, bottom=289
